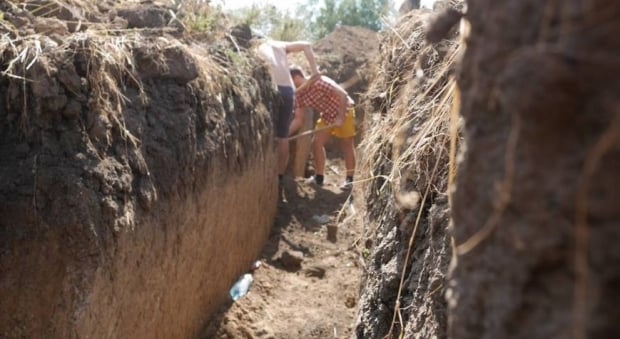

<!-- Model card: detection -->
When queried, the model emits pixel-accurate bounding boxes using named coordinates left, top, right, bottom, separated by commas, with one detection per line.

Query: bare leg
left=312, top=130, right=331, bottom=176
left=340, top=137, right=356, bottom=177
left=277, top=138, right=289, bottom=176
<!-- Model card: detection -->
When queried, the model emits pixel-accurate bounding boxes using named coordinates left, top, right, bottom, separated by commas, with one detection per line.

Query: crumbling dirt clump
left=0, top=1, right=280, bottom=338
left=353, top=6, right=461, bottom=339
left=449, top=0, right=620, bottom=338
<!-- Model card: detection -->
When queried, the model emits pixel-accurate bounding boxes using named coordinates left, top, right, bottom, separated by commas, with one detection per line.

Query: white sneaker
left=340, top=179, right=352, bottom=190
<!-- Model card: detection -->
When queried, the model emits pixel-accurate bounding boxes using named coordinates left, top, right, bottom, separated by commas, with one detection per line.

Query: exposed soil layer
left=0, top=2, right=280, bottom=338
left=449, top=1, right=620, bottom=338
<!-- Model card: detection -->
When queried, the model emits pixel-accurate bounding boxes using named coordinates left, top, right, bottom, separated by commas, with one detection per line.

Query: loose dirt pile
left=449, top=1, right=620, bottom=338
left=353, top=4, right=461, bottom=339
left=0, top=1, right=280, bottom=338
left=312, top=25, right=379, bottom=100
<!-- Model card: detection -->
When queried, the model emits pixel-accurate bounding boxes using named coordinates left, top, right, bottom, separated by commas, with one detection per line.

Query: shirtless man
left=256, top=39, right=320, bottom=185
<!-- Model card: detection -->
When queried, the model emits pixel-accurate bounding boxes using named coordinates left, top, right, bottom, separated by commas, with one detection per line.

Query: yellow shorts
left=317, top=108, right=356, bottom=139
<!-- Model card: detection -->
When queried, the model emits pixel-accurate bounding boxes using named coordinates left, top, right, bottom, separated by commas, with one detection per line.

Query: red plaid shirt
left=294, top=76, right=354, bottom=124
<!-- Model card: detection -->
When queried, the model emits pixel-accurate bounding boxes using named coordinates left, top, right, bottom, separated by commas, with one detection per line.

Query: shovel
left=286, top=124, right=336, bottom=141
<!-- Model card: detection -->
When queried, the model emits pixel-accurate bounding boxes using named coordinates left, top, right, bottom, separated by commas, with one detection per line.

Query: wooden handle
left=287, top=124, right=335, bottom=140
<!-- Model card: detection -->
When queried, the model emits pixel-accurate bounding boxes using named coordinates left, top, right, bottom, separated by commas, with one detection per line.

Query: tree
left=299, top=0, right=393, bottom=39
left=232, top=2, right=310, bottom=41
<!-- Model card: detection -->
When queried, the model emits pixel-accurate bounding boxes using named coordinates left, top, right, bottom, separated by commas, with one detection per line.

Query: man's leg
left=275, top=85, right=294, bottom=182
left=277, top=138, right=290, bottom=177
left=340, top=136, right=356, bottom=177
left=333, top=108, right=357, bottom=189
left=311, top=129, right=331, bottom=184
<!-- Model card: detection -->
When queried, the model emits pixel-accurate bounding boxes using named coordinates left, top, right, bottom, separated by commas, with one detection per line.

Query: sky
left=216, top=0, right=437, bottom=13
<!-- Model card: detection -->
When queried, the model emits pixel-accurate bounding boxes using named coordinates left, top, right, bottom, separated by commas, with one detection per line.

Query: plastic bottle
left=229, top=273, right=254, bottom=301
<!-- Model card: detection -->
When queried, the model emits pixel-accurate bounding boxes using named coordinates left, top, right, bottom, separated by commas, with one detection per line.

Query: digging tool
left=286, top=124, right=336, bottom=141
left=338, top=71, right=362, bottom=91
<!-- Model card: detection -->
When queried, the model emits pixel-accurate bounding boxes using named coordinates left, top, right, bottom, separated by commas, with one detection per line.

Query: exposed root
left=573, top=108, right=620, bottom=339
left=455, top=109, right=521, bottom=255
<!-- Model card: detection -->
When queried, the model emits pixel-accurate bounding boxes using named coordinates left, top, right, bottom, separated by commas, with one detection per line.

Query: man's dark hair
left=289, top=66, right=305, bottom=79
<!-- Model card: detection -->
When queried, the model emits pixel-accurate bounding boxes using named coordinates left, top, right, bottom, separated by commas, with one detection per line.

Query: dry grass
left=177, top=0, right=229, bottom=38
left=12, top=0, right=99, bottom=19
left=356, top=7, right=464, bottom=339
left=360, top=8, right=461, bottom=228
left=0, top=0, right=247, bottom=147
left=1, top=30, right=146, bottom=144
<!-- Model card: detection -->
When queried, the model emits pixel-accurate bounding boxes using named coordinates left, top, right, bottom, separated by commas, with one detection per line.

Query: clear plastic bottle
left=229, top=273, right=254, bottom=301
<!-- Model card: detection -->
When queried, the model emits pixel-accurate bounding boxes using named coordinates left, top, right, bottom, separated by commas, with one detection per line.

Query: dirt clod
left=303, top=265, right=326, bottom=279
left=345, top=295, right=357, bottom=309
left=279, top=250, right=304, bottom=271
left=115, top=5, right=173, bottom=29
left=327, top=224, right=338, bottom=243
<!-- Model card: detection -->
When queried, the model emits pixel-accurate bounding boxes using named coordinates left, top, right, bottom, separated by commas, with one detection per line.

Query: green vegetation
left=227, top=0, right=395, bottom=41
left=299, top=0, right=393, bottom=39
left=178, top=0, right=226, bottom=38
left=234, top=3, right=310, bottom=41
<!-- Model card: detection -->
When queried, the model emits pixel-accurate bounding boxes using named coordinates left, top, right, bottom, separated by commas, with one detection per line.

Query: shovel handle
left=286, top=124, right=336, bottom=141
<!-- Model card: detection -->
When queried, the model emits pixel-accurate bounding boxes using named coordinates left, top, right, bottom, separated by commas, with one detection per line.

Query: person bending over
left=255, top=39, right=320, bottom=185
left=289, top=66, right=356, bottom=190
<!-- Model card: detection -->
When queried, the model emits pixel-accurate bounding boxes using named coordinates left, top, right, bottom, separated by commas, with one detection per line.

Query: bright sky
left=217, top=0, right=437, bottom=13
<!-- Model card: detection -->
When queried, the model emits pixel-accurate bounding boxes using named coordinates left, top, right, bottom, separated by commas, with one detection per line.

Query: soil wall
left=449, top=0, right=620, bottom=338
left=0, top=6, right=279, bottom=337
left=353, top=8, right=459, bottom=339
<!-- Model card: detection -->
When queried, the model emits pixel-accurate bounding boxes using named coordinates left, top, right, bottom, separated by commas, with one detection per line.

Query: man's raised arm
left=284, top=41, right=320, bottom=77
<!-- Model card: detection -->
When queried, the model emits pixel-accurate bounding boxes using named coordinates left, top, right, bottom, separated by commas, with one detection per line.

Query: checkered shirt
left=294, top=76, right=354, bottom=125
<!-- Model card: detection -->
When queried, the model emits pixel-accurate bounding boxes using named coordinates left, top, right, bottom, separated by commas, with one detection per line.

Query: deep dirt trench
left=204, top=158, right=363, bottom=339
left=3, top=0, right=619, bottom=338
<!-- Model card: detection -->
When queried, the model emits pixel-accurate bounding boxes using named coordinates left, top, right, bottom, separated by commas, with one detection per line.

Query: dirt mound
left=288, top=25, right=379, bottom=140
left=0, top=1, right=280, bottom=338
left=313, top=25, right=379, bottom=93
left=450, top=0, right=620, bottom=338
left=353, top=6, right=461, bottom=339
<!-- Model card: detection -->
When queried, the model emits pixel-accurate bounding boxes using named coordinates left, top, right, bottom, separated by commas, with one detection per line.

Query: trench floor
left=204, top=158, right=364, bottom=339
